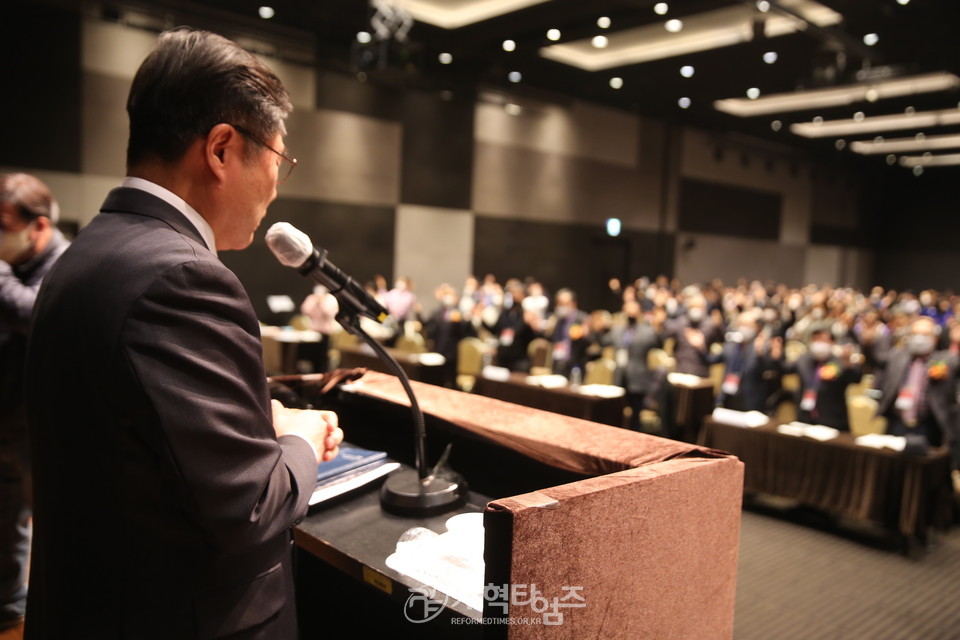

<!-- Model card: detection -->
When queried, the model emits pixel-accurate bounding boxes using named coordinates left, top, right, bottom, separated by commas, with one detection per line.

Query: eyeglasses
left=231, top=124, right=298, bottom=185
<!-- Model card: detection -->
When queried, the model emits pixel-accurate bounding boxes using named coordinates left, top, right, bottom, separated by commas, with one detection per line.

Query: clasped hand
left=271, top=399, right=343, bottom=463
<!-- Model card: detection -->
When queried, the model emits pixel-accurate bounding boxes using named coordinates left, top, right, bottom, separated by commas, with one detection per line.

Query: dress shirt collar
left=121, top=176, right=217, bottom=255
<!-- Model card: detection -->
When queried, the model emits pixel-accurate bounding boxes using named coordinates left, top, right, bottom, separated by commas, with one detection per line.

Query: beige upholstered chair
left=647, top=348, right=675, bottom=372
left=528, top=337, right=553, bottom=375
left=584, top=358, right=617, bottom=386
left=394, top=332, right=427, bottom=354
left=847, top=395, right=886, bottom=436
left=456, top=337, right=487, bottom=392
left=784, top=340, right=807, bottom=363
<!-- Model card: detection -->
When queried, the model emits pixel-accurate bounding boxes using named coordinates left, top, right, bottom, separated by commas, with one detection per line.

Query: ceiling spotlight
left=863, top=33, right=879, bottom=46
left=763, top=51, right=778, bottom=64
left=915, top=132, right=926, bottom=141
left=886, top=154, right=897, bottom=165
left=438, top=52, right=453, bottom=64
left=757, top=1, right=771, bottom=12
left=606, top=218, right=622, bottom=237
left=547, top=28, right=561, bottom=41
left=508, top=71, right=522, bottom=83
left=865, top=88, right=879, bottom=102
left=502, top=39, right=516, bottom=52
left=897, top=0, right=910, bottom=4
left=813, top=116, right=824, bottom=125
left=609, top=77, right=624, bottom=89
left=906, top=106, right=916, bottom=115
left=654, top=3, right=669, bottom=15
left=771, top=120, right=782, bottom=131
left=678, top=96, right=691, bottom=109
left=853, top=111, right=865, bottom=122
left=357, top=31, right=372, bottom=44
left=665, top=19, right=683, bottom=33
left=913, top=165, right=924, bottom=176
left=258, top=6, right=275, bottom=19
left=835, top=139, right=846, bottom=150
left=680, top=65, right=695, bottom=78
left=597, top=16, right=611, bottom=29
left=592, top=35, right=609, bottom=48
left=747, top=87, right=761, bottom=100
left=874, top=136, right=885, bottom=143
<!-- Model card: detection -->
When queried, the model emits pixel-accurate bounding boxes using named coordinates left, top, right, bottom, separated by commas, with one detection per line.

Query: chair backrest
left=394, top=333, right=427, bottom=354
left=289, top=314, right=313, bottom=331
left=585, top=358, right=617, bottom=386
left=847, top=395, right=886, bottom=436
left=528, top=337, right=553, bottom=370
left=647, top=348, right=675, bottom=372
left=785, top=340, right=807, bottom=362
left=457, top=337, right=487, bottom=376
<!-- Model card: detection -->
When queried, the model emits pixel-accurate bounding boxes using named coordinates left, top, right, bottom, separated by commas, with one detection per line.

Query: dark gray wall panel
left=678, top=178, right=781, bottom=240
left=221, top=198, right=395, bottom=323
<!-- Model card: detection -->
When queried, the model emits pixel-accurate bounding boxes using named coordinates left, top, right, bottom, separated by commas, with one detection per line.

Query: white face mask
left=687, top=307, right=705, bottom=323
left=0, top=224, right=34, bottom=264
left=907, top=333, right=935, bottom=357
left=809, top=341, right=832, bottom=361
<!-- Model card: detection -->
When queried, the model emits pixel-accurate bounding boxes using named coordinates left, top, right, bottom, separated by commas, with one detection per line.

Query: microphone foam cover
left=265, top=222, right=313, bottom=268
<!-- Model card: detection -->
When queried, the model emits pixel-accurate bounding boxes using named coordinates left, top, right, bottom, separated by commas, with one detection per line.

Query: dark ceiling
left=98, top=0, right=960, bottom=168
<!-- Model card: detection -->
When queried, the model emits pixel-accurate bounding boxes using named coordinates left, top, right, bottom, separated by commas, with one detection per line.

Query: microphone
left=265, top=222, right=388, bottom=323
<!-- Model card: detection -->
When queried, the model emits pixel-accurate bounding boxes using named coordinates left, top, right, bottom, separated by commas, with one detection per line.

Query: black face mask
left=627, top=316, right=638, bottom=325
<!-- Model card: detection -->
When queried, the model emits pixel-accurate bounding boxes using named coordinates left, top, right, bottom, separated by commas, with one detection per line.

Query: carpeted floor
left=734, top=497, right=960, bottom=640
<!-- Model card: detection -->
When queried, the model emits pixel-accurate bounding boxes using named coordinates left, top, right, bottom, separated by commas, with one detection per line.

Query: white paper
left=577, top=384, right=626, bottom=398
left=712, top=407, right=770, bottom=428
left=525, top=374, right=569, bottom=389
left=667, top=372, right=704, bottom=388
left=481, top=365, right=511, bottom=381
left=777, top=421, right=840, bottom=441
left=855, top=433, right=907, bottom=451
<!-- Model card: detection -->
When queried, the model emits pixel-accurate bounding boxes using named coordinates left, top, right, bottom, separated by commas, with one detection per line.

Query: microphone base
left=379, top=468, right=469, bottom=517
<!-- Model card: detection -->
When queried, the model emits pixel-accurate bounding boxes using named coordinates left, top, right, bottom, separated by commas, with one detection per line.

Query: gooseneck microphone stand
left=335, top=305, right=468, bottom=517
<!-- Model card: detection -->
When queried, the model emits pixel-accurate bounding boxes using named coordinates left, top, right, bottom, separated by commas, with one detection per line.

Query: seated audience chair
left=847, top=395, right=886, bottom=437
left=456, top=337, right=487, bottom=392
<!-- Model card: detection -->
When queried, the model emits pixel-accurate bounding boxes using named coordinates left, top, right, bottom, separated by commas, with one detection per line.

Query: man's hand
left=271, top=400, right=343, bottom=463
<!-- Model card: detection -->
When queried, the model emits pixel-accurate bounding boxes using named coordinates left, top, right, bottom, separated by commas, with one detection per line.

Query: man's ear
left=205, top=123, right=240, bottom=182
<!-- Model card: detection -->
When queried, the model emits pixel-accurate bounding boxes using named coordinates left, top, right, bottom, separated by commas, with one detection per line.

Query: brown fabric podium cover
left=341, top=372, right=744, bottom=639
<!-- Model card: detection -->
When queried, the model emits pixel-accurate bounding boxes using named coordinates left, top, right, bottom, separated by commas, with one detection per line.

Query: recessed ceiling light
left=835, top=139, right=846, bottom=150
left=680, top=65, right=695, bottom=78
left=609, top=77, right=624, bottom=89
left=763, top=51, right=778, bottom=64
left=912, top=166, right=924, bottom=176
left=771, top=120, right=782, bottom=131
left=438, top=52, right=453, bottom=64
left=747, top=87, right=761, bottom=99
left=665, top=19, right=683, bottom=33
left=853, top=111, right=865, bottom=122
left=592, top=35, right=609, bottom=48
left=906, top=106, right=916, bottom=115
left=916, top=132, right=926, bottom=141
left=508, top=71, right=522, bottom=83
left=597, top=16, right=611, bottom=29
left=502, top=39, right=516, bottom=52
left=886, top=154, right=897, bottom=165
left=678, top=96, right=691, bottom=109
left=547, top=28, right=561, bottom=41
left=897, top=0, right=911, bottom=5
left=863, top=33, right=879, bottom=46
left=258, top=6, right=275, bottom=19
left=757, top=1, right=771, bottom=12
left=654, top=3, right=669, bottom=15
left=813, top=116, right=824, bottom=125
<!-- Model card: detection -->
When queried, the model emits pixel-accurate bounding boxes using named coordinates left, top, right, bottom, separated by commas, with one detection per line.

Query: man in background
left=23, top=28, right=341, bottom=639
left=0, top=174, right=69, bottom=633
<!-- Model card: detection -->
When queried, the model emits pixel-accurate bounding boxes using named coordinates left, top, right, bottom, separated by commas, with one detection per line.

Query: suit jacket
left=24, top=188, right=317, bottom=639
left=874, top=347, right=959, bottom=433
left=786, top=354, right=861, bottom=430
left=604, top=322, right=662, bottom=394
left=717, top=340, right=780, bottom=413
left=663, top=317, right=723, bottom=378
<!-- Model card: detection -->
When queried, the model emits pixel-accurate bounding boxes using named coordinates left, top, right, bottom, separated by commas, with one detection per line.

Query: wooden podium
left=288, top=371, right=744, bottom=639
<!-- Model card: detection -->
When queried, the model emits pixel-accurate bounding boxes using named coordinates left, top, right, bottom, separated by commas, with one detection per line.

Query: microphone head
left=265, top=222, right=314, bottom=268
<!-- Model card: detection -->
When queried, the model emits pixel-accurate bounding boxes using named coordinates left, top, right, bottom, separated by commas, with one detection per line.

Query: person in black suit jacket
left=23, top=28, right=343, bottom=640
left=716, top=313, right=783, bottom=414
left=603, top=300, right=664, bottom=430
left=874, top=316, right=959, bottom=451
left=783, top=329, right=862, bottom=430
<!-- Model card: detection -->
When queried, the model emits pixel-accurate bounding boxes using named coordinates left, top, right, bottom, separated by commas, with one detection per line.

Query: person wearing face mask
left=486, top=279, right=539, bottom=372
left=782, top=329, right=861, bottom=430
left=716, top=312, right=784, bottom=413
left=0, top=173, right=70, bottom=633
left=663, top=296, right=723, bottom=378
left=602, top=300, right=663, bottom=430
left=874, top=316, right=959, bottom=454
left=545, top=288, right=590, bottom=378
left=423, top=283, right=477, bottom=388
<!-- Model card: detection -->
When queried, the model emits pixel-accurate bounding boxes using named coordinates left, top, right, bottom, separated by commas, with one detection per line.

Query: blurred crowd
left=300, top=273, right=960, bottom=471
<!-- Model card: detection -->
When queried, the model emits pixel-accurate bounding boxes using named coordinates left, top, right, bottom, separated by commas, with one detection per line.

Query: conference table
left=337, top=343, right=448, bottom=387
left=472, top=372, right=627, bottom=428
left=699, top=417, right=955, bottom=546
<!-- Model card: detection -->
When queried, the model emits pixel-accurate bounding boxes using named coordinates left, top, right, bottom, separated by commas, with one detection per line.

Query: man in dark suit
left=545, top=288, right=591, bottom=378
left=784, top=329, right=862, bottom=430
left=604, top=300, right=663, bottom=430
left=23, top=28, right=342, bottom=639
left=874, top=316, right=959, bottom=450
left=662, top=295, right=724, bottom=378
left=716, top=313, right=783, bottom=413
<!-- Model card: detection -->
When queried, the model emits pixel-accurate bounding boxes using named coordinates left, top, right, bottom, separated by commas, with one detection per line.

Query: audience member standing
left=545, top=288, right=590, bottom=378
left=299, top=284, right=339, bottom=372
left=784, top=329, right=862, bottom=430
left=0, top=174, right=69, bottom=633
left=717, top=313, right=783, bottom=413
left=604, top=300, right=663, bottom=430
